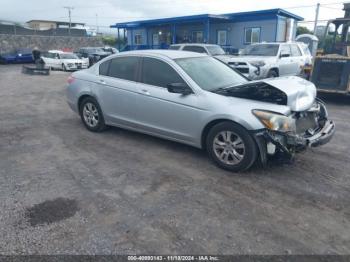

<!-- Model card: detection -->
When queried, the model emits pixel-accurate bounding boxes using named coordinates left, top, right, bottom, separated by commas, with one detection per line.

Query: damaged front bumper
left=253, top=119, right=335, bottom=164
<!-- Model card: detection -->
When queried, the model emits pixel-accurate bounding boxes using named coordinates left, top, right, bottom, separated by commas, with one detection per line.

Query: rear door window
left=99, top=60, right=111, bottom=76
left=108, top=56, right=140, bottom=81
left=183, top=46, right=208, bottom=54
left=290, top=44, right=302, bottom=57
left=141, top=57, right=185, bottom=88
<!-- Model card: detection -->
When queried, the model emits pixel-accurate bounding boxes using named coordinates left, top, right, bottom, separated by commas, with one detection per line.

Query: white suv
left=225, top=42, right=312, bottom=79
left=170, top=43, right=312, bottom=80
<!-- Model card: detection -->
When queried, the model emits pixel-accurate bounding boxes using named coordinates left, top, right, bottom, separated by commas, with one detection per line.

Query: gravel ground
left=0, top=64, right=349, bottom=255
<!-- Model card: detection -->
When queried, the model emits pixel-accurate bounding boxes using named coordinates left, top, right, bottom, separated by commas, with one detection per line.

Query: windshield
left=241, top=44, right=279, bottom=56
left=176, top=56, right=247, bottom=92
left=60, top=53, right=79, bottom=59
left=85, top=48, right=104, bottom=54
left=206, top=46, right=225, bottom=56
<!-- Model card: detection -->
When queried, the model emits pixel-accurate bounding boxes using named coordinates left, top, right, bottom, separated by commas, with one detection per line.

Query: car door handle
left=141, top=89, right=150, bottom=95
left=99, top=79, right=106, bottom=85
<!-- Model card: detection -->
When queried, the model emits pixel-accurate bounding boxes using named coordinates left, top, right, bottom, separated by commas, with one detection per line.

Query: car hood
left=263, top=76, right=316, bottom=111
left=220, top=76, right=316, bottom=112
left=216, top=55, right=276, bottom=64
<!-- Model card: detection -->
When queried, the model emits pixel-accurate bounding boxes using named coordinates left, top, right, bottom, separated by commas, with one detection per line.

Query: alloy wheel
left=82, top=102, right=99, bottom=128
left=213, top=131, right=245, bottom=165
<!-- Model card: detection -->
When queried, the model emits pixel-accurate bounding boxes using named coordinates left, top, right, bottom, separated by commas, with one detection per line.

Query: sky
left=0, top=0, right=347, bottom=33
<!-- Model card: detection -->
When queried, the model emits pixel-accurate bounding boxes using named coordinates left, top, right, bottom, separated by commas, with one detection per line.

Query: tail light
left=67, top=75, right=75, bottom=84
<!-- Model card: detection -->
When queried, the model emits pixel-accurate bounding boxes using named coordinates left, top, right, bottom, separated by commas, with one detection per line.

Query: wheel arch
left=78, top=94, right=95, bottom=112
left=269, top=67, right=279, bottom=76
left=201, top=118, right=253, bottom=150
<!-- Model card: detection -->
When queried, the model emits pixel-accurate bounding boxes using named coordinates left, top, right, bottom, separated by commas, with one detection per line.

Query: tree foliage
left=296, top=26, right=312, bottom=36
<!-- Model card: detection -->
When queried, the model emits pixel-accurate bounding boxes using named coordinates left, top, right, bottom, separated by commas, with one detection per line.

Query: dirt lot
left=0, top=64, right=349, bottom=255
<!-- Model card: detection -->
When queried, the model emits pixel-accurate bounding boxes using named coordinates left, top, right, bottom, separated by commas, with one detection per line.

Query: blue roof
left=111, top=14, right=230, bottom=29
left=226, top=8, right=304, bottom=21
left=111, top=8, right=303, bottom=29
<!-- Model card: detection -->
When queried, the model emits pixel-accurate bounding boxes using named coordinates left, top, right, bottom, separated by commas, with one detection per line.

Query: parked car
left=66, top=50, right=335, bottom=172
left=100, top=46, right=119, bottom=55
left=75, top=47, right=111, bottom=67
left=226, top=42, right=313, bottom=80
left=41, top=50, right=89, bottom=71
left=170, top=43, right=226, bottom=56
left=0, top=48, right=34, bottom=64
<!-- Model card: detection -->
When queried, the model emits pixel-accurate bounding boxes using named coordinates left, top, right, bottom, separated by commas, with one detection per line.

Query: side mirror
left=167, top=83, right=193, bottom=95
left=280, top=53, right=290, bottom=58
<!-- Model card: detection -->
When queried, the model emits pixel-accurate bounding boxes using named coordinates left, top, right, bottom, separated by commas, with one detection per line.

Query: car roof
left=49, top=50, right=64, bottom=53
left=171, top=43, right=220, bottom=47
left=251, top=42, right=301, bottom=46
left=116, top=49, right=208, bottom=59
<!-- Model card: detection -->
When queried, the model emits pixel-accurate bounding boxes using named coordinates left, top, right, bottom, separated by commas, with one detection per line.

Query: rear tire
left=79, top=97, right=107, bottom=132
left=206, top=121, right=258, bottom=172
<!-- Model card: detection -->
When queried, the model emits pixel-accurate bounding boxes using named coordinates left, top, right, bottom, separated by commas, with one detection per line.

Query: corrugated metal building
left=111, top=9, right=303, bottom=51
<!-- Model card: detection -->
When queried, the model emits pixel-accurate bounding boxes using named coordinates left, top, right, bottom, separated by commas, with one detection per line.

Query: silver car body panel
left=66, top=50, right=318, bottom=149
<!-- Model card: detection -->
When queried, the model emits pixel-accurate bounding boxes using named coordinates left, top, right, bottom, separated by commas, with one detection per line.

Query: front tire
left=267, top=70, right=278, bottom=78
left=62, top=64, right=67, bottom=71
left=79, top=97, right=107, bottom=132
left=206, top=122, right=258, bottom=172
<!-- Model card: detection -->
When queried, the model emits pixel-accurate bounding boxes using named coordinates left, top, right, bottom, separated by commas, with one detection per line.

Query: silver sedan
left=66, top=50, right=334, bottom=172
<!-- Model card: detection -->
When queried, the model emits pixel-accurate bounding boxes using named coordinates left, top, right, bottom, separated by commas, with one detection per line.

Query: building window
left=134, top=34, right=142, bottom=45
left=152, top=34, right=159, bottom=46
left=192, top=31, right=203, bottom=43
left=245, top=27, right=260, bottom=44
left=217, top=30, right=227, bottom=45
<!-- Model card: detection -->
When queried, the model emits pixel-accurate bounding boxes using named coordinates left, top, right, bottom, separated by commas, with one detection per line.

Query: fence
left=0, top=34, right=104, bottom=54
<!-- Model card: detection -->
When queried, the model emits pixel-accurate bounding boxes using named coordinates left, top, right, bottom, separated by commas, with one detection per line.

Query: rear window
left=169, top=46, right=181, bottom=50
left=301, top=45, right=311, bottom=56
left=183, top=46, right=207, bottom=54
left=108, top=56, right=139, bottom=81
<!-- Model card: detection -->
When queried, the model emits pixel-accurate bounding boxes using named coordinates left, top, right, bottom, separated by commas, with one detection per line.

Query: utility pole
left=64, top=6, right=74, bottom=35
left=313, top=3, right=320, bottom=35
left=95, top=13, right=99, bottom=35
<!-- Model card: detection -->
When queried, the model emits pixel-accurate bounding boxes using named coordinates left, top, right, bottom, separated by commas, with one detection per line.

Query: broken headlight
left=252, top=110, right=296, bottom=133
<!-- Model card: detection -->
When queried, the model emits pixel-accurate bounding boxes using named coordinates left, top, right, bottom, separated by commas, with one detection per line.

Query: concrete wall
left=0, top=34, right=104, bottom=53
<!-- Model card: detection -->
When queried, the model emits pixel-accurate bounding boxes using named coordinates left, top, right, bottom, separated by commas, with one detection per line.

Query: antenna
left=63, top=6, right=74, bottom=35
